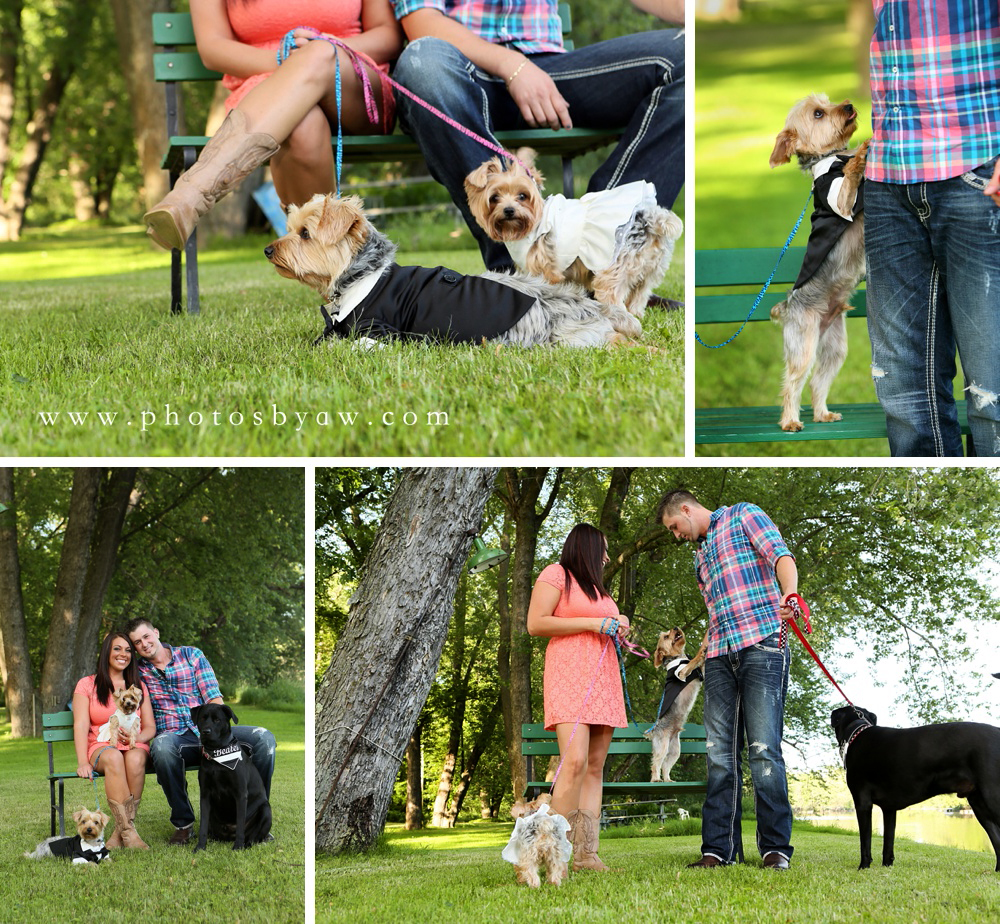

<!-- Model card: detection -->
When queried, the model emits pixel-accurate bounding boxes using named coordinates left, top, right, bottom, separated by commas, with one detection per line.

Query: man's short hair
left=656, top=489, right=701, bottom=524
left=124, top=617, right=155, bottom=638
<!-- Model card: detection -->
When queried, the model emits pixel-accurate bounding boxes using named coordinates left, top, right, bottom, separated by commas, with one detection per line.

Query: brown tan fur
left=465, top=148, right=681, bottom=318
left=507, top=794, right=571, bottom=888
left=646, top=628, right=706, bottom=783
left=769, top=94, right=869, bottom=432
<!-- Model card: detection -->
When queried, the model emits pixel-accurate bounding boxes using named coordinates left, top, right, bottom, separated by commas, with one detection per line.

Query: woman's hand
left=76, top=763, right=93, bottom=780
left=506, top=60, right=572, bottom=130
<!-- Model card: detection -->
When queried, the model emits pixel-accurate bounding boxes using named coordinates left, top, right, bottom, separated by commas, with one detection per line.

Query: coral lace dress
left=222, top=0, right=395, bottom=130
left=536, top=563, right=627, bottom=731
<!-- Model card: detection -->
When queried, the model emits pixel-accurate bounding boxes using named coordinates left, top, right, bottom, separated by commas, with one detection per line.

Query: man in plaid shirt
left=388, top=0, right=685, bottom=272
left=127, top=618, right=276, bottom=846
left=658, top=489, right=798, bottom=870
left=865, top=0, right=1000, bottom=456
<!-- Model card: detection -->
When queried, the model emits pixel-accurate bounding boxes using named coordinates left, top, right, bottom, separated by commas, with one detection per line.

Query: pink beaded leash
left=278, top=29, right=528, bottom=177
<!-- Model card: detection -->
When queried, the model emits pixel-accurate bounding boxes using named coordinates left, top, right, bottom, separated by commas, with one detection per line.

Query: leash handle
left=694, top=188, right=813, bottom=349
left=781, top=593, right=854, bottom=705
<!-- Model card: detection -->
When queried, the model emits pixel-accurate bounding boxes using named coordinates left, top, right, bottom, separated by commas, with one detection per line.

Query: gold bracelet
left=506, top=58, right=528, bottom=86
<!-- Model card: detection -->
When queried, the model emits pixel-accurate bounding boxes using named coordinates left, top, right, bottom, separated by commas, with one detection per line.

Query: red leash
left=781, top=593, right=854, bottom=705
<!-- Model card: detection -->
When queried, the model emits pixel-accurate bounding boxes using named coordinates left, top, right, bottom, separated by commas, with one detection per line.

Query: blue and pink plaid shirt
left=695, top=503, right=794, bottom=658
left=868, top=0, right=1000, bottom=184
left=137, top=646, right=222, bottom=735
left=390, top=0, right=565, bottom=54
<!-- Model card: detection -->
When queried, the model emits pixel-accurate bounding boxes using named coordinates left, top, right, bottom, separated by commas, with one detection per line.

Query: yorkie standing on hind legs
left=769, top=93, right=868, bottom=433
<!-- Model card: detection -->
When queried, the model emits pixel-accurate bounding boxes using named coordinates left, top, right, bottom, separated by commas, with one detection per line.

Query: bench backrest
left=695, top=246, right=867, bottom=324
left=521, top=722, right=707, bottom=758
left=151, top=4, right=576, bottom=94
left=43, top=710, right=77, bottom=776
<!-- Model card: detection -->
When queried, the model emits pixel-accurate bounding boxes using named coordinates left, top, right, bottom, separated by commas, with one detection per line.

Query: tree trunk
left=39, top=468, right=103, bottom=714
left=71, top=468, right=139, bottom=684
left=404, top=723, right=424, bottom=830
left=497, top=468, right=562, bottom=803
left=0, top=469, right=35, bottom=736
left=1, top=0, right=99, bottom=240
left=108, top=0, right=170, bottom=208
left=446, top=697, right=502, bottom=823
left=315, top=466, right=499, bottom=854
left=0, top=0, right=23, bottom=198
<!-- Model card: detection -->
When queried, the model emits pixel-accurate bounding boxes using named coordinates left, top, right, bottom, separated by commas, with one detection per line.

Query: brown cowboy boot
left=106, top=796, right=149, bottom=850
left=144, top=108, right=279, bottom=251
left=568, top=809, right=609, bottom=871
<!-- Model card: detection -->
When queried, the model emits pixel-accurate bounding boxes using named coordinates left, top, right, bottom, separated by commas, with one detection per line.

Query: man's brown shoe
left=168, top=825, right=193, bottom=846
left=687, top=855, right=724, bottom=868
left=763, top=852, right=790, bottom=870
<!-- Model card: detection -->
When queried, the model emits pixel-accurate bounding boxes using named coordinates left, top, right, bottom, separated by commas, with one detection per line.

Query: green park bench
left=42, top=710, right=195, bottom=837
left=521, top=721, right=707, bottom=829
left=152, top=6, right=624, bottom=314
left=694, top=246, right=970, bottom=446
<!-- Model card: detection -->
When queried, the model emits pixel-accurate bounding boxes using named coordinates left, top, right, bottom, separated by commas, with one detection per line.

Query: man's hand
left=985, top=158, right=1000, bottom=206
left=778, top=593, right=798, bottom=622
left=507, top=61, right=572, bottom=130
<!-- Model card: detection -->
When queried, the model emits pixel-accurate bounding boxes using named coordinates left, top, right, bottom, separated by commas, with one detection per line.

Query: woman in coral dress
left=527, top=523, right=629, bottom=872
left=144, top=0, right=402, bottom=250
left=73, top=631, right=156, bottom=849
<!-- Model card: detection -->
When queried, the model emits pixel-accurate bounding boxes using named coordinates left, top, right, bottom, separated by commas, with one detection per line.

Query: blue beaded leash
left=695, top=188, right=813, bottom=349
left=277, top=30, right=344, bottom=193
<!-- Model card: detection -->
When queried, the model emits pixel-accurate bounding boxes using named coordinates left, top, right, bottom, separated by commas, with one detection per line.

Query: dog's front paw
left=779, top=418, right=805, bottom=432
left=813, top=410, right=843, bottom=423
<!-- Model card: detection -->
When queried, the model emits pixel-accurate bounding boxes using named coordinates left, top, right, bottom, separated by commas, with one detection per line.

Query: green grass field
left=3, top=705, right=304, bottom=924
left=0, top=223, right=683, bottom=458
left=692, top=2, right=968, bottom=458
left=317, top=819, right=1000, bottom=923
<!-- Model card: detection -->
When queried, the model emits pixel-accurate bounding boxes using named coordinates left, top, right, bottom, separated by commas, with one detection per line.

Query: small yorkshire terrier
left=644, top=628, right=705, bottom=783
left=24, top=808, right=112, bottom=865
left=97, top=684, right=142, bottom=748
left=464, top=149, right=683, bottom=318
left=265, top=194, right=642, bottom=348
left=768, top=93, right=868, bottom=432
left=501, top=794, right=572, bottom=888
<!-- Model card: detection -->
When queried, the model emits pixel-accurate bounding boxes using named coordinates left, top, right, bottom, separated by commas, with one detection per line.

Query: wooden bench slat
left=693, top=246, right=974, bottom=445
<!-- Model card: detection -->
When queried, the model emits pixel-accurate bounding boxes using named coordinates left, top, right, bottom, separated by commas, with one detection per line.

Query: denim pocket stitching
left=960, top=157, right=998, bottom=191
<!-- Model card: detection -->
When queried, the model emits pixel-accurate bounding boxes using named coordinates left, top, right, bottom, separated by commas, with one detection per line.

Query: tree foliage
left=0, top=466, right=305, bottom=734
left=317, top=466, right=1000, bottom=830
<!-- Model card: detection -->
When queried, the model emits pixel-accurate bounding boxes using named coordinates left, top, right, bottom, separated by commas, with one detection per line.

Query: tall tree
left=1, top=0, right=100, bottom=239
left=0, top=468, right=33, bottom=735
left=315, top=467, right=499, bottom=854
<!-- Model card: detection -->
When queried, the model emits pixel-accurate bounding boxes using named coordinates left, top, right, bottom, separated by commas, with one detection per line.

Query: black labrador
left=831, top=705, right=1000, bottom=871
left=192, top=703, right=272, bottom=851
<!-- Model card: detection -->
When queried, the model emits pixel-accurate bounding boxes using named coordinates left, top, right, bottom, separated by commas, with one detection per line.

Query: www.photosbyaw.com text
left=36, top=404, right=449, bottom=433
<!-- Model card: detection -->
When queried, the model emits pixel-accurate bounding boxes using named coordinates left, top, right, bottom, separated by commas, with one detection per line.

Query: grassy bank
left=317, top=819, right=1000, bottom=923
left=1, top=225, right=683, bottom=458
left=3, top=704, right=304, bottom=924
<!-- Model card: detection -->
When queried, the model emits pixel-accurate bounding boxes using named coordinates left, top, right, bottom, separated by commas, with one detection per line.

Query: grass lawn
left=317, top=819, right=1000, bottom=923
left=693, top=1, right=967, bottom=458
left=0, top=223, right=683, bottom=458
left=3, top=705, right=304, bottom=924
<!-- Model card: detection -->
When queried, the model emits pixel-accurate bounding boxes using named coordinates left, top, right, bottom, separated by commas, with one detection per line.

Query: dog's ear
left=317, top=195, right=364, bottom=243
left=100, top=811, right=111, bottom=827
left=653, top=632, right=669, bottom=669
left=191, top=704, right=203, bottom=726
left=514, top=147, right=545, bottom=189
left=510, top=800, right=528, bottom=819
left=769, top=129, right=797, bottom=168
left=464, top=159, right=501, bottom=194
left=223, top=704, right=239, bottom=726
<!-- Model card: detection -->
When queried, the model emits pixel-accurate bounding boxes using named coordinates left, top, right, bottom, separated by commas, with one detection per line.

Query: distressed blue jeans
left=700, top=633, right=793, bottom=864
left=865, top=160, right=1000, bottom=456
left=391, top=29, right=685, bottom=270
left=148, top=725, right=276, bottom=829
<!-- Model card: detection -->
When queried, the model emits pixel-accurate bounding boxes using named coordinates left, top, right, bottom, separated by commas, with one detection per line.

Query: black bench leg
left=185, top=228, right=200, bottom=315
left=170, top=246, right=183, bottom=314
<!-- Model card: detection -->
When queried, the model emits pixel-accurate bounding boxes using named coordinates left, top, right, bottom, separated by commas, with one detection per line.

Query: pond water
left=806, top=810, right=993, bottom=855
